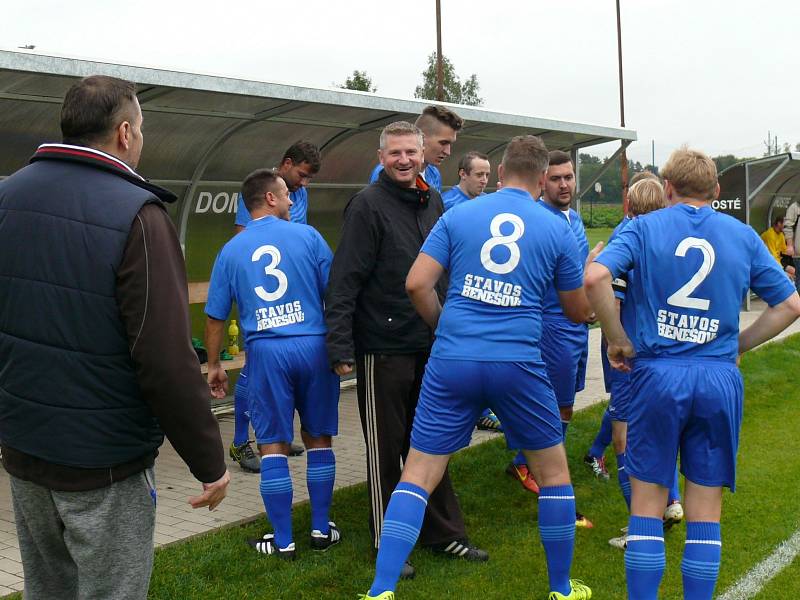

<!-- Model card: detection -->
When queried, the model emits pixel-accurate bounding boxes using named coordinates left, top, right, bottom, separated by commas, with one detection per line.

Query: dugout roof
left=718, top=153, right=800, bottom=232
left=0, top=48, right=636, bottom=278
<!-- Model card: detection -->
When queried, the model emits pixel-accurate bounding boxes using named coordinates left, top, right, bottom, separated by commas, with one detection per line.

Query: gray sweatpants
left=10, top=468, right=157, bottom=600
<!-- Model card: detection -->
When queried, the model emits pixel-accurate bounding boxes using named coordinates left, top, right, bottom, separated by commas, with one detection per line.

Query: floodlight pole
left=616, top=0, right=629, bottom=215
left=436, top=0, right=444, bottom=102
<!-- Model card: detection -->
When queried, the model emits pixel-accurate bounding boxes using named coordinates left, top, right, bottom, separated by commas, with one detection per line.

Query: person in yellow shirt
left=761, top=216, right=796, bottom=280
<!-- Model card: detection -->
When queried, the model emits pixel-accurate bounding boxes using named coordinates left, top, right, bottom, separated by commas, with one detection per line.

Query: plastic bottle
left=227, top=320, right=240, bottom=356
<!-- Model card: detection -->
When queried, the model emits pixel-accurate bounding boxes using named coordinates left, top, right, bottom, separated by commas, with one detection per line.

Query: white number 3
left=480, top=213, right=525, bottom=274
left=666, top=237, right=715, bottom=310
left=252, top=244, right=288, bottom=302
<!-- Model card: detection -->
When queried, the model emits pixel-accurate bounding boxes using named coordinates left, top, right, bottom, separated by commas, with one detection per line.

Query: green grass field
left=97, top=334, right=800, bottom=600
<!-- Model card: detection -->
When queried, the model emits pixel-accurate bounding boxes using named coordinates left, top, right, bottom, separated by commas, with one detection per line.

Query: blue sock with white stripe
left=260, top=455, right=293, bottom=549
left=617, top=453, right=631, bottom=510
left=669, top=465, right=681, bottom=503
left=681, top=522, right=721, bottom=600
left=538, top=484, right=576, bottom=596
left=589, top=410, right=612, bottom=458
left=233, top=375, right=250, bottom=447
left=369, top=482, right=429, bottom=596
left=513, top=450, right=526, bottom=466
left=306, top=447, right=335, bottom=534
left=625, top=515, right=665, bottom=600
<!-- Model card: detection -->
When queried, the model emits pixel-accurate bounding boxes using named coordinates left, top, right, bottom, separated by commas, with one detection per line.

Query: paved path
left=0, top=300, right=796, bottom=596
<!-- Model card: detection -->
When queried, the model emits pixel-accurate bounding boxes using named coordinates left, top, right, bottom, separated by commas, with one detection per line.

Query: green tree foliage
left=339, top=70, right=376, bottom=93
left=414, top=53, right=483, bottom=106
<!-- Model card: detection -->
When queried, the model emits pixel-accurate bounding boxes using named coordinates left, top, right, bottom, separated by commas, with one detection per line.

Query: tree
left=414, top=53, right=483, bottom=106
left=338, top=70, right=376, bottom=93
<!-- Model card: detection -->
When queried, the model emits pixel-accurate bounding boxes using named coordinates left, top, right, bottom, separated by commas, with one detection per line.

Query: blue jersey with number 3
left=421, top=187, right=584, bottom=362
left=205, top=216, right=332, bottom=343
left=595, top=204, right=795, bottom=361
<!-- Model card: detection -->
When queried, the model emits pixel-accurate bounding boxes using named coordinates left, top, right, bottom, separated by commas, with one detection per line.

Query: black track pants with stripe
left=356, top=352, right=466, bottom=550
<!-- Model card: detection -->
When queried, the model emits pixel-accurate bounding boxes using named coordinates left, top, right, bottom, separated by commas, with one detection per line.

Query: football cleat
left=400, top=560, right=415, bottom=580
left=430, top=538, right=489, bottom=562
left=663, top=501, right=684, bottom=529
left=229, top=441, right=260, bottom=473
left=505, top=462, right=540, bottom=494
left=247, top=533, right=296, bottom=560
left=575, top=512, right=594, bottom=529
left=549, top=579, right=593, bottom=599
left=608, top=534, right=627, bottom=550
left=582, top=454, right=610, bottom=480
left=289, top=442, right=305, bottom=456
left=310, top=521, right=341, bottom=551
left=476, top=411, right=503, bottom=432
left=357, top=592, right=395, bottom=600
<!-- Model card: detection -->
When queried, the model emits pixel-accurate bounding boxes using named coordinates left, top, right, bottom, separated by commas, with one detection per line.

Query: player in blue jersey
left=586, top=147, right=800, bottom=600
left=359, top=136, right=596, bottom=600
left=369, top=105, right=463, bottom=192
left=228, top=141, right=322, bottom=469
left=505, top=151, right=595, bottom=527
left=205, top=168, right=341, bottom=560
left=442, top=151, right=491, bottom=211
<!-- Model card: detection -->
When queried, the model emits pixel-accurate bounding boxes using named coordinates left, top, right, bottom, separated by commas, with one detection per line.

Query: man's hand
left=607, top=336, right=635, bottom=372
left=334, top=362, right=354, bottom=376
left=188, top=470, right=231, bottom=511
left=206, top=364, right=228, bottom=399
left=787, top=243, right=795, bottom=256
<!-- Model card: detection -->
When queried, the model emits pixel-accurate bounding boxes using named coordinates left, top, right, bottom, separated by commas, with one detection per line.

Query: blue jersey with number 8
left=595, top=204, right=795, bottom=361
left=421, top=187, right=584, bottom=362
left=205, top=216, right=332, bottom=344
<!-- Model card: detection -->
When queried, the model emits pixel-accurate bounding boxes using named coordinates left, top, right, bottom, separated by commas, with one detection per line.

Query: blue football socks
left=625, top=515, right=666, bottom=600
left=538, top=484, right=576, bottom=596
left=617, top=453, right=631, bottom=510
left=260, top=454, right=294, bottom=549
left=681, top=522, right=721, bottom=600
left=306, top=447, right=335, bottom=534
left=369, top=482, right=429, bottom=596
left=589, top=410, right=613, bottom=459
left=232, top=373, right=250, bottom=447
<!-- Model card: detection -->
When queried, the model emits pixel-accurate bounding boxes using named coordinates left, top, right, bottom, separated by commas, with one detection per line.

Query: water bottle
left=227, top=320, right=240, bottom=356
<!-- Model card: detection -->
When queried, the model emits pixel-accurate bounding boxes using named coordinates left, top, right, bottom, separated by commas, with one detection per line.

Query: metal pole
left=436, top=0, right=444, bottom=101
left=616, top=0, right=629, bottom=214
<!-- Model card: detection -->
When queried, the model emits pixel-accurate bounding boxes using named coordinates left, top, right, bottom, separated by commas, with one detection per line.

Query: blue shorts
left=608, top=371, right=632, bottom=422
left=246, top=335, right=339, bottom=444
left=410, top=358, right=563, bottom=455
left=541, top=318, right=589, bottom=407
left=626, top=358, right=743, bottom=491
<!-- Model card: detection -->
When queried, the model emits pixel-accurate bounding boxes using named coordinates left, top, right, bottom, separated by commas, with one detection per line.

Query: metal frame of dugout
left=0, top=48, right=637, bottom=410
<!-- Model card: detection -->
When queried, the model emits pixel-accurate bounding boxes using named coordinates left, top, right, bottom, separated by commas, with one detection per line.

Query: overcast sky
left=4, top=0, right=798, bottom=166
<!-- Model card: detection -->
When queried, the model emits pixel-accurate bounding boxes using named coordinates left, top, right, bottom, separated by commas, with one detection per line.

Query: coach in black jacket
left=325, top=121, right=486, bottom=576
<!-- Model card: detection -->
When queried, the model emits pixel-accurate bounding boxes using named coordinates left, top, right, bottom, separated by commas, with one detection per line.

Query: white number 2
left=251, top=244, right=288, bottom=302
left=480, top=213, right=525, bottom=274
left=666, top=237, right=715, bottom=310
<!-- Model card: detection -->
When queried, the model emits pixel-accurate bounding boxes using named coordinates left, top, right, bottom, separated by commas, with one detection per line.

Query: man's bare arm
left=585, top=262, right=635, bottom=371
left=406, top=253, right=446, bottom=330
left=739, top=293, right=800, bottom=354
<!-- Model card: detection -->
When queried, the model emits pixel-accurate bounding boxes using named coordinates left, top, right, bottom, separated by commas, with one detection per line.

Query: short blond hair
left=661, top=146, right=717, bottom=201
left=379, top=121, right=424, bottom=150
left=629, top=178, right=666, bottom=216
left=501, top=135, right=549, bottom=178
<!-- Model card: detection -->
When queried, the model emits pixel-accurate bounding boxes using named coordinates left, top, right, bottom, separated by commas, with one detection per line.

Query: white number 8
left=252, top=244, right=288, bottom=302
left=666, top=237, right=715, bottom=310
left=480, top=213, right=525, bottom=274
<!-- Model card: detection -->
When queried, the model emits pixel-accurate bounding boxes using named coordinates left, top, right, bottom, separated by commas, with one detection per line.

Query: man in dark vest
left=0, top=75, right=230, bottom=599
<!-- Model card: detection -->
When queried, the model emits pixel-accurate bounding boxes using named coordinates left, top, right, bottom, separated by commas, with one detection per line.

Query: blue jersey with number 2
left=421, top=187, right=583, bottom=362
left=595, top=204, right=795, bottom=361
left=205, top=216, right=332, bottom=344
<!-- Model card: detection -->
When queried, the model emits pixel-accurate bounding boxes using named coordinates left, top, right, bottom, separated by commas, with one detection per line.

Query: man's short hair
left=774, top=215, right=785, bottom=226
left=628, top=178, right=666, bottom=217
left=282, top=140, right=321, bottom=173
left=548, top=150, right=573, bottom=168
left=241, top=168, right=283, bottom=214
left=458, top=151, right=489, bottom=174
left=379, top=121, right=424, bottom=150
left=630, top=170, right=660, bottom=186
left=415, top=105, right=464, bottom=135
left=661, top=146, right=718, bottom=201
left=61, top=75, right=138, bottom=147
left=501, top=135, right=549, bottom=179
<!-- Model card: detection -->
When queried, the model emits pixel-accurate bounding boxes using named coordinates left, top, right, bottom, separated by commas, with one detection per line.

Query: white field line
left=717, top=528, right=800, bottom=599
